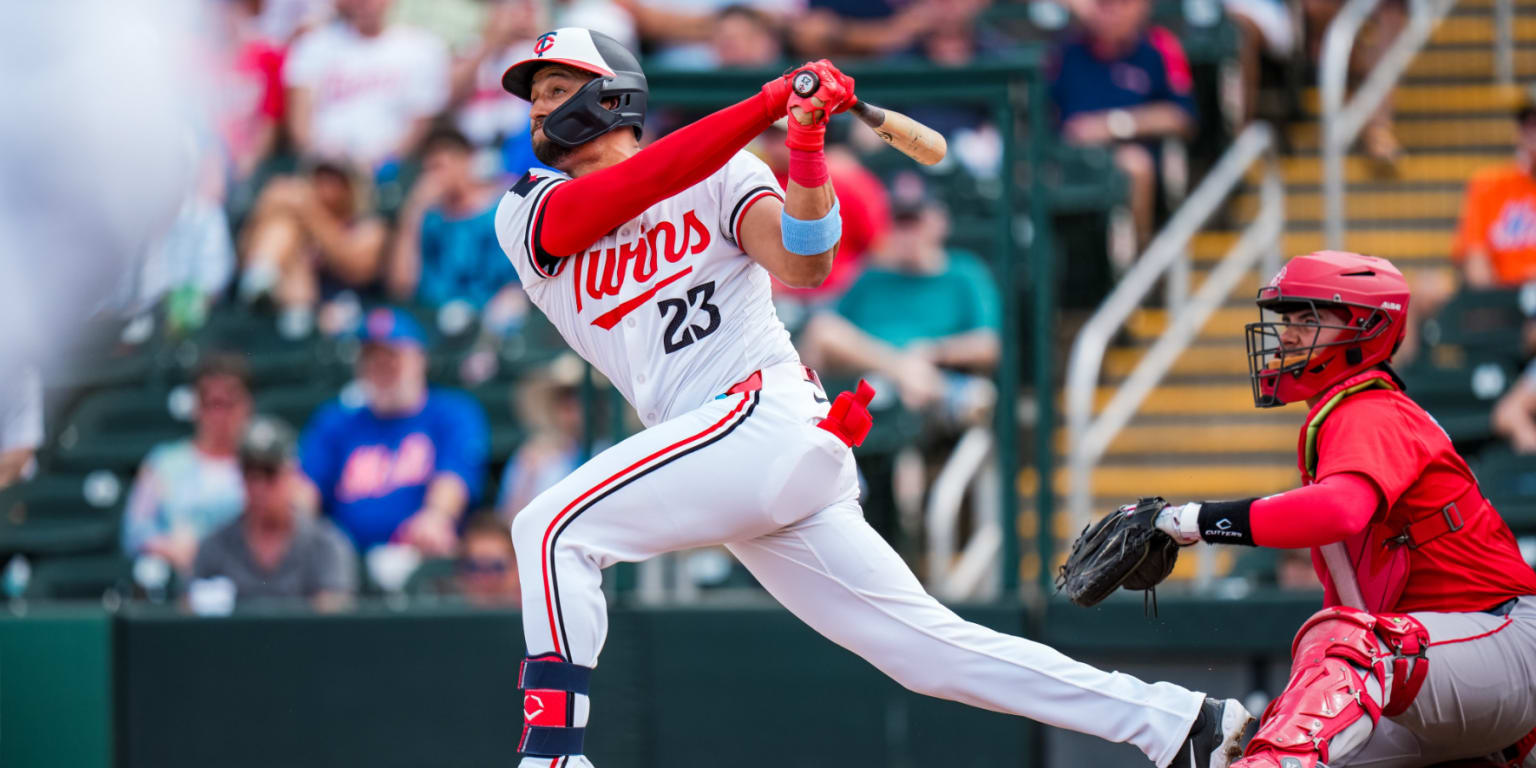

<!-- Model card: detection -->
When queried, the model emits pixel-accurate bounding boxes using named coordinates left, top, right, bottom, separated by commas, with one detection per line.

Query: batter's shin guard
left=519, top=653, right=592, bottom=758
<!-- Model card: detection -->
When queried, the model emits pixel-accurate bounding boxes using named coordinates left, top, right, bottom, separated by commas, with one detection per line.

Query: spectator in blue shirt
left=1049, top=0, right=1196, bottom=247
left=386, top=128, right=525, bottom=319
left=301, top=307, right=489, bottom=556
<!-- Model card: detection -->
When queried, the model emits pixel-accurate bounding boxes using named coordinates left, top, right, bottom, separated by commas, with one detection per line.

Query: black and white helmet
left=501, top=27, right=647, bottom=148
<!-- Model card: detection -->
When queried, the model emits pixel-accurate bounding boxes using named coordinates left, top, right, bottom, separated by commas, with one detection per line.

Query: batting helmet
left=1245, top=251, right=1410, bottom=407
left=501, top=28, right=647, bottom=149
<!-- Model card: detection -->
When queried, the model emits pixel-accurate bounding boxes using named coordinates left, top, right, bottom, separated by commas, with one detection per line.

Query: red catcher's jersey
left=1307, top=387, right=1536, bottom=613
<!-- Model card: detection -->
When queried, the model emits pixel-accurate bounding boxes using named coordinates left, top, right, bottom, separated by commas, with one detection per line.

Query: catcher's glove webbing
left=1056, top=497, right=1180, bottom=615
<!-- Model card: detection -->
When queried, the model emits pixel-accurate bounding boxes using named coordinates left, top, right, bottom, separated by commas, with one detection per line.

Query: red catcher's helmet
left=1245, top=251, right=1410, bottom=407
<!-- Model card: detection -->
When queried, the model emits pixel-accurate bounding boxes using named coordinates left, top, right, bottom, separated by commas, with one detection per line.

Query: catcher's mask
left=1245, top=251, right=1409, bottom=408
left=501, top=27, right=647, bottom=149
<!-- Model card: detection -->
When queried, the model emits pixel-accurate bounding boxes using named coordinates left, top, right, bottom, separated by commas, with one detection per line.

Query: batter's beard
left=532, top=133, right=574, bottom=170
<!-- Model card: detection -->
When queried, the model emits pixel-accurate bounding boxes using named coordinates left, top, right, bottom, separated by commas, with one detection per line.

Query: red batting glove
left=817, top=379, right=876, bottom=448
left=785, top=60, right=855, bottom=152
left=759, top=73, right=793, bottom=120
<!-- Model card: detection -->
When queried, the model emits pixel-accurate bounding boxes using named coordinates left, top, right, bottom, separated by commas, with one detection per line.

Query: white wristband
left=1156, top=503, right=1203, bottom=545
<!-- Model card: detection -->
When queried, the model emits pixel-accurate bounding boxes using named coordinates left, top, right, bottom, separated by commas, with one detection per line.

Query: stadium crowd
left=4, top=0, right=1534, bottom=611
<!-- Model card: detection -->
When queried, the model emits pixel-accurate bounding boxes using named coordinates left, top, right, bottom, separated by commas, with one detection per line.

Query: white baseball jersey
left=498, top=142, right=1210, bottom=768
left=493, top=150, right=799, bottom=427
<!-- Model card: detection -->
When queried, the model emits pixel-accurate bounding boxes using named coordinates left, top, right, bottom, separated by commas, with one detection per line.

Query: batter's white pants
left=511, top=362, right=1205, bottom=768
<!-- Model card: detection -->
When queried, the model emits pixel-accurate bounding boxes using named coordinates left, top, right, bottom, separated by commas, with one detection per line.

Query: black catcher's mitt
left=1056, top=497, right=1180, bottom=609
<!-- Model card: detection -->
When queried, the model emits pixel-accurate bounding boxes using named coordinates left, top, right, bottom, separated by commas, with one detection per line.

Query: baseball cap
left=888, top=172, right=939, bottom=222
left=240, top=416, right=297, bottom=471
left=357, top=307, right=428, bottom=349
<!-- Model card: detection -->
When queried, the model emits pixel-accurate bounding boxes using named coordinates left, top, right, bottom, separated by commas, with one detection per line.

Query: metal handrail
left=925, top=426, right=1001, bottom=600
left=1495, top=0, right=1514, bottom=85
left=1064, top=122, right=1283, bottom=553
left=1320, top=0, right=1459, bottom=249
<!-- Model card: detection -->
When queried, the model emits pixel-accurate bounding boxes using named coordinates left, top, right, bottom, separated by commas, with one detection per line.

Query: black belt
left=1483, top=598, right=1520, bottom=617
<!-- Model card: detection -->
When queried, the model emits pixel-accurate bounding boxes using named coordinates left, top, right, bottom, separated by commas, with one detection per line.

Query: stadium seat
left=1420, top=287, right=1530, bottom=367
left=255, top=385, right=337, bottom=433
left=1474, top=446, right=1536, bottom=536
left=1400, top=359, right=1513, bottom=452
left=22, top=554, right=134, bottom=602
left=51, top=387, right=189, bottom=475
left=0, top=474, right=125, bottom=557
left=467, top=383, right=525, bottom=463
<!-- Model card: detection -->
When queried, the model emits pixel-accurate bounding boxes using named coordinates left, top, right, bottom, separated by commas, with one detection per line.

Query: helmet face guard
left=541, top=73, right=647, bottom=148
left=1245, top=291, right=1393, bottom=408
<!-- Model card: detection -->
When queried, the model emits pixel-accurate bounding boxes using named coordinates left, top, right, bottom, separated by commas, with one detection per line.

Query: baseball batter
left=492, top=27, right=1251, bottom=768
left=1142, top=251, right=1536, bottom=768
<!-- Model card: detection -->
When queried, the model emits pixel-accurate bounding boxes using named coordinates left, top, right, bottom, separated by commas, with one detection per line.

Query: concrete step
left=1191, top=229, right=1454, bottom=262
left=1045, top=462, right=1299, bottom=499
left=1089, top=383, right=1304, bottom=415
left=1429, top=16, right=1536, bottom=46
left=1289, top=117, right=1517, bottom=152
left=1301, top=83, right=1525, bottom=117
left=1233, top=187, right=1463, bottom=224
left=1405, top=46, right=1536, bottom=80
left=1056, top=421, right=1297, bottom=456
left=1126, top=307, right=1254, bottom=342
left=1248, top=153, right=1505, bottom=187
left=1104, top=343, right=1250, bottom=378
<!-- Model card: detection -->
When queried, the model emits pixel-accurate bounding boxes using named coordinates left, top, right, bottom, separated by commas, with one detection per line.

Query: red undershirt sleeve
left=535, top=91, right=783, bottom=259
left=1249, top=472, right=1380, bottom=549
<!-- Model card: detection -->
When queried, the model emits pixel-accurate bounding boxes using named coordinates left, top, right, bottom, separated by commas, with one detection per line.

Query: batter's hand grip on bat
left=818, top=380, right=876, bottom=448
left=849, top=100, right=947, bottom=166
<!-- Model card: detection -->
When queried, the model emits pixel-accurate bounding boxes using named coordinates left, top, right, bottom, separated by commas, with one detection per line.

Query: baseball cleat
left=1178, top=697, right=1254, bottom=768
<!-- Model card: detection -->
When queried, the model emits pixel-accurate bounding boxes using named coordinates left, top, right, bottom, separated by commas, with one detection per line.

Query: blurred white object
left=3, top=555, right=32, bottom=600
left=0, top=0, right=206, bottom=375
left=188, top=576, right=238, bottom=616
left=366, top=543, right=423, bottom=593
left=283, top=18, right=450, bottom=169
left=132, top=554, right=174, bottom=602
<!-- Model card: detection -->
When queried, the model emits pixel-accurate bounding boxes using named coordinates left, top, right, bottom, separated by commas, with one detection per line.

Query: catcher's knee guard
left=1244, top=607, right=1430, bottom=765
left=519, top=653, right=592, bottom=758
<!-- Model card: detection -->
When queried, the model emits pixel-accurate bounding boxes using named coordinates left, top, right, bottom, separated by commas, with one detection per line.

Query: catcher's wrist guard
left=1057, top=497, right=1180, bottom=611
left=1196, top=499, right=1257, bottom=546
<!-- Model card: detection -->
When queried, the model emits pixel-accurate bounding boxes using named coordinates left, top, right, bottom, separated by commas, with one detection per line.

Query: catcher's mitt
left=1056, top=497, right=1180, bottom=611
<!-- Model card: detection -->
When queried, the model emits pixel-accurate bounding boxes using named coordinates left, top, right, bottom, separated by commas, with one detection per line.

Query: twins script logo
left=569, top=210, right=712, bottom=329
left=533, top=31, right=557, bottom=56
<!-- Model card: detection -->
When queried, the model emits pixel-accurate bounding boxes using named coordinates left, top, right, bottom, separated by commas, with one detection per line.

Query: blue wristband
left=780, top=199, right=842, bottom=256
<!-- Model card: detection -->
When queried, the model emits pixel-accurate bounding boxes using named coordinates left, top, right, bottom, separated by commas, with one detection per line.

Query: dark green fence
left=1, top=593, right=1318, bottom=768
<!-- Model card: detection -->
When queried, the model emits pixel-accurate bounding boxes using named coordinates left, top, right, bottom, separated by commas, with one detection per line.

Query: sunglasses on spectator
left=459, top=558, right=511, bottom=575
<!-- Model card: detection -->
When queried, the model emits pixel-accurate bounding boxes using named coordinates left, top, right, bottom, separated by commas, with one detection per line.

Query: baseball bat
left=789, top=68, right=947, bottom=166
left=848, top=100, right=947, bottom=166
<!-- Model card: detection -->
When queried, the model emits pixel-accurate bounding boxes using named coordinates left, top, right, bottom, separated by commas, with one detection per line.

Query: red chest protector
left=1296, top=371, right=1473, bottom=613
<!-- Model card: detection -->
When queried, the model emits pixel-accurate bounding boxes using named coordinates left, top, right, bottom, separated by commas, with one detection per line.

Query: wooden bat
left=848, top=100, right=947, bottom=166
left=789, top=69, right=948, bottom=166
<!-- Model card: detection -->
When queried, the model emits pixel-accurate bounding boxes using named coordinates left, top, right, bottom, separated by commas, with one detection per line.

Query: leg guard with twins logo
left=1238, top=606, right=1429, bottom=768
left=519, top=654, right=592, bottom=758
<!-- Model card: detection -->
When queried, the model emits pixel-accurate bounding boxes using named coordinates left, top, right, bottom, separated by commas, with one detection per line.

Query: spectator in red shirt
left=217, top=0, right=287, bottom=183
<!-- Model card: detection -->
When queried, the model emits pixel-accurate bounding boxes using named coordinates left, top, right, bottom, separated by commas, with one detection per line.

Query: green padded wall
left=0, top=606, right=114, bottom=768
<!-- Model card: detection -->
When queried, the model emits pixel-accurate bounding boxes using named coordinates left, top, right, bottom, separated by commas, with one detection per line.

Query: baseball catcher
left=1065, top=251, right=1536, bottom=767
